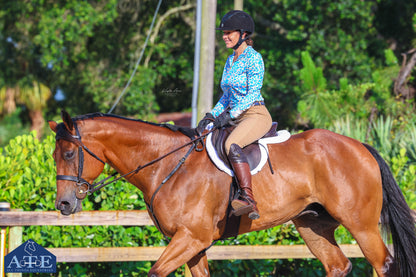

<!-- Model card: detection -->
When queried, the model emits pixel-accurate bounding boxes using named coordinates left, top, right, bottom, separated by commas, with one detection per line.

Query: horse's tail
left=363, top=143, right=416, bottom=277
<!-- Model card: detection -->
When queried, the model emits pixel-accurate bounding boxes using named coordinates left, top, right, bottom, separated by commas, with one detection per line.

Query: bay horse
left=48, top=111, right=416, bottom=277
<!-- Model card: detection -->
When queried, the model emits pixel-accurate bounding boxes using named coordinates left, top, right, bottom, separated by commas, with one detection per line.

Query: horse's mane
left=73, top=112, right=197, bottom=139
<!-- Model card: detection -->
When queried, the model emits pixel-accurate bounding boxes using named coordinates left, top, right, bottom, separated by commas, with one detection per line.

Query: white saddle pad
left=206, top=129, right=291, bottom=176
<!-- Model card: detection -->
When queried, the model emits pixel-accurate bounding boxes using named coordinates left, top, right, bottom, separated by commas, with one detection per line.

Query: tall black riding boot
left=228, top=143, right=260, bottom=220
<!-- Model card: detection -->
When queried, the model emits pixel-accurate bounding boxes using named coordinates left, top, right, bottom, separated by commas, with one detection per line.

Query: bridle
left=55, top=121, right=107, bottom=200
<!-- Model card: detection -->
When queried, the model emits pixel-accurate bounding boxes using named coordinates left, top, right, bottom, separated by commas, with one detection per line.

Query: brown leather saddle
left=210, top=122, right=278, bottom=171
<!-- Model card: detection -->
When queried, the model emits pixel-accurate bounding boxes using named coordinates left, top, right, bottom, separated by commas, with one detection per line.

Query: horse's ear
left=48, top=121, right=58, bottom=133
left=61, top=110, right=74, bottom=131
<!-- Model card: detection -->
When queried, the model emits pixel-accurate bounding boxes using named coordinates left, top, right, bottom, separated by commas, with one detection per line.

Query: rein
left=146, top=143, right=196, bottom=240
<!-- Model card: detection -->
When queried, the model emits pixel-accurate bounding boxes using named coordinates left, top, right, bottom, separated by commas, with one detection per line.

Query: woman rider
left=197, top=10, right=272, bottom=220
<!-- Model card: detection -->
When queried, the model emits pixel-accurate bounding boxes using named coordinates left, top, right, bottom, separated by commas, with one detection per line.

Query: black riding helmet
left=217, top=10, right=254, bottom=50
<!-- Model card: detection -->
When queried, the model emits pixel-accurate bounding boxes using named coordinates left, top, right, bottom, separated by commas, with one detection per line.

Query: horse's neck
left=82, top=117, right=188, bottom=197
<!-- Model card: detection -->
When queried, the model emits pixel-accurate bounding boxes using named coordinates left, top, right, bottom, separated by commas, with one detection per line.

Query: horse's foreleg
left=293, top=215, right=352, bottom=277
left=148, top=229, right=212, bottom=277
left=187, top=252, right=210, bottom=276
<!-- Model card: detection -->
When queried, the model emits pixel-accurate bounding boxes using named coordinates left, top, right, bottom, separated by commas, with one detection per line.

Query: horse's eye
left=64, top=151, right=75, bottom=160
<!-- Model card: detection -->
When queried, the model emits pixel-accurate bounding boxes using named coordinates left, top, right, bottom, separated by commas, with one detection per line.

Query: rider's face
left=222, top=30, right=241, bottom=49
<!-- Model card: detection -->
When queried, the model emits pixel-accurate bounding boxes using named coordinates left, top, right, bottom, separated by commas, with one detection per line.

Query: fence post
left=0, top=227, right=5, bottom=277
left=0, top=202, right=10, bottom=277
left=7, top=209, right=22, bottom=277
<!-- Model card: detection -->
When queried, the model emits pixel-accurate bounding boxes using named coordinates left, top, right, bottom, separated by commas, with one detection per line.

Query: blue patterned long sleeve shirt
left=211, top=46, right=265, bottom=119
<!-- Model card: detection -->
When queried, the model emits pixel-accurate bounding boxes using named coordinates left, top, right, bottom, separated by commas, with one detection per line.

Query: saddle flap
left=243, top=143, right=262, bottom=170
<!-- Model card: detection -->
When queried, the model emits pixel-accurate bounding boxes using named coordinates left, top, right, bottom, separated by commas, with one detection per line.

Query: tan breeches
left=225, top=105, right=273, bottom=155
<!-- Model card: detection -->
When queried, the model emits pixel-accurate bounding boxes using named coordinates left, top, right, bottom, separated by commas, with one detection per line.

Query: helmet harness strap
left=232, top=29, right=250, bottom=50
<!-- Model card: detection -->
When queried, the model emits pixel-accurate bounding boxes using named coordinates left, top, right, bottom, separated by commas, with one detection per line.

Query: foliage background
left=1, top=0, right=416, bottom=276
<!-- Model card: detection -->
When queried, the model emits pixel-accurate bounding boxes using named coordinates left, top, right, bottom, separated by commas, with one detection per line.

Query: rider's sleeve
left=211, top=89, right=229, bottom=118
left=211, top=57, right=232, bottom=118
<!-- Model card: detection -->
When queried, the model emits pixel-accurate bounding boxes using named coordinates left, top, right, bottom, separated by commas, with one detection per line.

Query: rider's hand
left=213, top=112, right=232, bottom=129
left=196, top=113, right=215, bottom=134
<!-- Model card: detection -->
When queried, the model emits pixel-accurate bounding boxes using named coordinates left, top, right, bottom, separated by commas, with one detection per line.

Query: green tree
left=2, top=0, right=415, bottom=129
left=0, top=0, right=196, bottom=121
left=0, top=82, right=51, bottom=138
left=232, top=0, right=415, bottom=127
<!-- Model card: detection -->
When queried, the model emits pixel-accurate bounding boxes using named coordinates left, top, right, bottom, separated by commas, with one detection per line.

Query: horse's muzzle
left=56, top=197, right=81, bottom=215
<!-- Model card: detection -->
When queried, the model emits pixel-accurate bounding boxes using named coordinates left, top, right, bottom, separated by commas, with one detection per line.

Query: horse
left=48, top=110, right=416, bottom=277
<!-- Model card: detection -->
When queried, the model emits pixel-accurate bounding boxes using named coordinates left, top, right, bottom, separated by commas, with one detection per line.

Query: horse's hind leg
left=187, top=252, right=210, bottom=276
left=293, top=212, right=352, bottom=277
left=345, top=223, right=395, bottom=276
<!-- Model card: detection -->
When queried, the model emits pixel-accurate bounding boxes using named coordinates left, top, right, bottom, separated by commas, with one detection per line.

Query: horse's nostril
left=58, top=201, right=70, bottom=210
